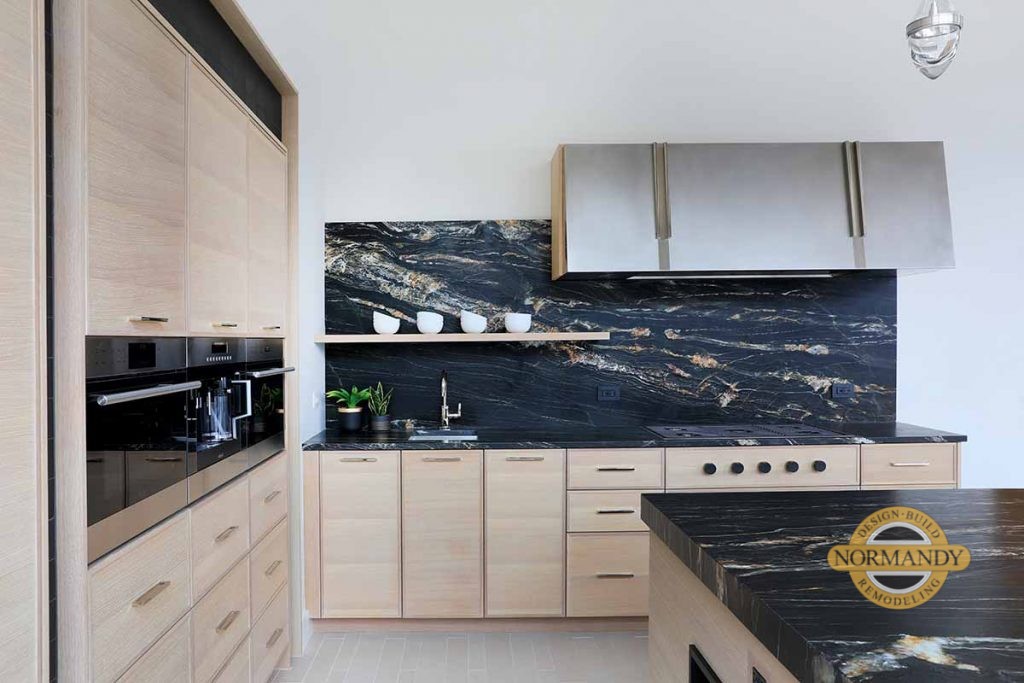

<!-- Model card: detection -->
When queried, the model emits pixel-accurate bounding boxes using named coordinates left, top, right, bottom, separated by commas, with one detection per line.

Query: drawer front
left=250, top=452, right=288, bottom=542
left=567, top=490, right=657, bottom=533
left=566, top=532, right=649, bottom=617
left=250, top=516, right=288, bottom=620
left=191, top=476, right=250, bottom=598
left=251, top=586, right=289, bottom=683
left=192, top=557, right=251, bottom=683
left=213, top=636, right=250, bottom=683
left=666, top=446, right=859, bottom=489
left=116, top=613, right=191, bottom=683
left=861, top=444, right=957, bottom=486
left=567, top=449, right=664, bottom=490
left=90, top=513, right=191, bottom=683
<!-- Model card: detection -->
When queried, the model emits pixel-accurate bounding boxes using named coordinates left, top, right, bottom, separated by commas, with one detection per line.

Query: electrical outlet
left=831, top=383, right=855, bottom=399
left=597, top=384, right=621, bottom=402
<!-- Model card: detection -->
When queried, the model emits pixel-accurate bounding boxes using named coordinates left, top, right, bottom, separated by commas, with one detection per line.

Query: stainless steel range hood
left=550, top=142, right=955, bottom=280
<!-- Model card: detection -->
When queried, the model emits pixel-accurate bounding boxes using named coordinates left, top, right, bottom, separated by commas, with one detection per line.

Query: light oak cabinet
left=485, top=450, right=565, bottom=617
left=87, top=0, right=188, bottom=335
left=190, top=476, right=251, bottom=599
left=187, top=62, right=249, bottom=334
left=192, top=558, right=251, bottom=683
left=247, top=123, right=289, bottom=336
left=402, top=450, right=484, bottom=618
left=860, top=443, right=958, bottom=488
left=116, top=614, right=192, bottom=683
left=566, top=532, right=650, bottom=617
left=320, top=451, right=402, bottom=618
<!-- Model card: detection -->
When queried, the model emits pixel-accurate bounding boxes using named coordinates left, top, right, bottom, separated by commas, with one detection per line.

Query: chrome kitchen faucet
left=440, top=370, right=462, bottom=430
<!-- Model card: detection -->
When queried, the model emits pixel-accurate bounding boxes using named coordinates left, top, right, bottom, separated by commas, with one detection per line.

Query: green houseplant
left=366, top=382, right=394, bottom=432
left=326, top=385, right=371, bottom=432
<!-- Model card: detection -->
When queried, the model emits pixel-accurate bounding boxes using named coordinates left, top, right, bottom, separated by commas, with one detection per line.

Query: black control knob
left=785, top=461, right=800, bottom=473
left=758, top=461, right=772, bottom=474
left=703, top=463, right=717, bottom=475
left=813, top=460, right=828, bottom=472
left=730, top=462, right=745, bottom=474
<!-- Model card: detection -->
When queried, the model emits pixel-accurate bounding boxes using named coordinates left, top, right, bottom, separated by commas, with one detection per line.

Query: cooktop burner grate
left=645, top=424, right=845, bottom=440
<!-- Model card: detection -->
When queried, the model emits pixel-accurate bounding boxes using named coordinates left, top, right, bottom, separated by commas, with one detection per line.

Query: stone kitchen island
left=641, top=489, right=1024, bottom=682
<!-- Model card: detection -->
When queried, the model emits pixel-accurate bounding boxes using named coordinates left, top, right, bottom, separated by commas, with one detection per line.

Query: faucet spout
left=440, top=370, right=461, bottom=429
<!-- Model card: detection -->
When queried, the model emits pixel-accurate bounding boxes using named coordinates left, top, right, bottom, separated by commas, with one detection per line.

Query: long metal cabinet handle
left=145, top=456, right=183, bottom=463
left=890, top=462, right=931, bottom=468
left=596, top=572, right=635, bottom=579
left=843, top=141, right=865, bottom=239
left=250, top=366, right=295, bottom=379
left=132, top=580, right=171, bottom=607
left=262, top=325, right=283, bottom=331
left=423, top=456, right=462, bottom=462
left=95, top=381, right=201, bottom=406
left=216, top=610, right=240, bottom=634
left=128, top=316, right=169, bottom=323
left=212, top=322, right=239, bottom=328
left=339, top=457, right=377, bottom=463
left=264, top=490, right=281, bottom=504
left=264, top=560, right=283, bottom=577
left=596, top=466, right=636, bottom=472
left=652, top=143, right=672, bottom=240
left=505, top=456, right=544, bottom=462
left=215, top=525, right=239, bottom=543
left=596, top=508, right=636, bottom=515
left=266, top=627, right=284, bottom=649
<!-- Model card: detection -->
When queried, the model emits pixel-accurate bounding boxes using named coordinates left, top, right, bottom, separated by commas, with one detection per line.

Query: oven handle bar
left=249, top=366, right=295, bottom=379
left=94, top=381, right=202, bottom=407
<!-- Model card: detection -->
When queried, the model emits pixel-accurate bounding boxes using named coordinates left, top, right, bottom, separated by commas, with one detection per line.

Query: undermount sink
left=408, top=428, right=478, bottom=442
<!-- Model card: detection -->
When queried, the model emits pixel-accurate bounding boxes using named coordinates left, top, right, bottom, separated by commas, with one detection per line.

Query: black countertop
left=303, top=422, right=964, bottom=451
left=641, top=489, right=1024, bottom=682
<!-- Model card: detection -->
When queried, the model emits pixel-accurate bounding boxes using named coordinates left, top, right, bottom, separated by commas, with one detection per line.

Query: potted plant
left=367, top=382, right=394, bottom=433
left=326, top=385, right=371, bottom=432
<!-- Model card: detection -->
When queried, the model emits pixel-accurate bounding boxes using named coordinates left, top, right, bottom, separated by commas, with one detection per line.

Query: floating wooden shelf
left=314, top=332, right=610, bottom=344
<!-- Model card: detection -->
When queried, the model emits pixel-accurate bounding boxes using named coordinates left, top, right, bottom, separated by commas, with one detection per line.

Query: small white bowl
left=416, top=311, right=444, bottom=334
left=460, top=310, right=487, bottom=334
left=504, top=313, right=532, bottom=333
left=372, top=311, right=400, bottom=335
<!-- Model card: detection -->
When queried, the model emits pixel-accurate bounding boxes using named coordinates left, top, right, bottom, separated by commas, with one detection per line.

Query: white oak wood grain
left=303, top=452, right=321, bottom=618
left=485, top=450, right=565, bottom=618
left=320, top=451, right=402, bottom=618
left=86, top=0, right=187, bottom=335
left=567, top=449, right=664, bottom=490
left=566, top=532, right=649, bottom=618
left=187, top=60, right=249, bottom=334
left=192, top=557, right=250, bottom=683
left=567, top=490, right=660, bottom=533
left=116, top=613, right=192, bottom=683
left=249, top=452, right=289, bottom=544
left=666, top=445, right=860, bottom=489
left=250, top=585, right=289, bottom=683
left=860, top=443, right=957, bottom=487
left=212, top=635, right=249, bottom=683
left=247, top=122, right=289, bottom=335
left=402, top=450, right=484, bottom=618
left=190, top=476, right=250, bottom=600
left=250, top=517, right=288, bottom=622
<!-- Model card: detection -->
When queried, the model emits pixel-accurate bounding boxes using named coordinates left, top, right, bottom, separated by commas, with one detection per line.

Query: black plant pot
left=337, top=407, right=364, bottom=432
left=369, top=414, right=391, bottom=433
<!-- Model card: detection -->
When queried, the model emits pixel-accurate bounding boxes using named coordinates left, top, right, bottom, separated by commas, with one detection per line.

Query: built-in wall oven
left=86, top=337, right=291, bottom=561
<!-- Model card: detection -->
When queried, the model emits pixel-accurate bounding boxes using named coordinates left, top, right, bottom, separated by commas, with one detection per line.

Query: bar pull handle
left=843, top=141, right=866, bottom=238
left=215, top=525, right=239, bottom=543
left=264, top=490, right=282, bottom=504
left=216, top=610, right=240, bottom=634
left=505, top=456, right=544, bottom=462
left=890, top=462, right=932, bottom=468
left=145, top=456, right=183, bottom=463
left=596, top=508, right=636, bottom=515
left=423, top=456, right=462, bottom=462
left=596, top=466, right=636, bottom=472
left=339, top=457, right=377, bottom=463
left=212, top=322, right=239, bottom=328
left=262, top=325, right=283, bottom=331
left=266, top=627, right=284, bottom=649
left=95, top=380, right=202, bottom=406
left=596, top=573, right=635, bottom=579
left=128, top=316, right=169, bottom=323
left=249, top=366, right=295, bottom=379
left=132, top=580, right=171, bottom=607
left=264, top=560, right=283, bottom=577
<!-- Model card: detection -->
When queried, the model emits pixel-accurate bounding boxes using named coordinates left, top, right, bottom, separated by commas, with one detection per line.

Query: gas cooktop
left=645, top=424, right=845, bottom=440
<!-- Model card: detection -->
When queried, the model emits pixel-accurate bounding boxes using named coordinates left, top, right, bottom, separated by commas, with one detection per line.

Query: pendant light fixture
left=907, top=0, right=964, bottom=80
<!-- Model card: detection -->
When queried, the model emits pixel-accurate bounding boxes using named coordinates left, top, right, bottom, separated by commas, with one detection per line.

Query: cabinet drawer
left=566, top=532, right=649, bottom=617
left=861, top=444, right=957, bottom=486
left=90, top=513, right=191, bottom=683
left=192, top=557, right=251, bottom=683
left=567, top=449, right=664, bottom=490
left=191, top=476, right=250, bottom=598
left=116, top=613, right=191, bottom=683
left=250, top=517, right=288, bottom=620
left=250, top=452, right=288, bottom=543
left=666, top=446, right=859, bottom=489
left=213, top=636, right=250, bottom=683
left=567, top=490, right=657, bottom=533
left=251, top=586, right=289, bottom=683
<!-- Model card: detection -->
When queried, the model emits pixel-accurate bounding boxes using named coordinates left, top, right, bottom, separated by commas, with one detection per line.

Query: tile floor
left=273, top=631, right=650, bottom=683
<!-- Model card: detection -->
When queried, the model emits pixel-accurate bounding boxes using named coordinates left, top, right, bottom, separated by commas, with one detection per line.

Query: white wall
left=238, top=0, right=1024, bottom=487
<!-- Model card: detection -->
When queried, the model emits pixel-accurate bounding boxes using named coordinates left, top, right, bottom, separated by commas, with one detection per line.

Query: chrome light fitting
left=907, top=0, right=964, bottom=80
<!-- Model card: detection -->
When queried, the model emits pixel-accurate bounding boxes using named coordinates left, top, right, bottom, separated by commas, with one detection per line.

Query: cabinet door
left=562, top=144, right=661, bottom=274
left=402, top=450, right=483, bottom=618
left=188, top=63, right=248, bottom=334
left=247, top=124, right=289, bottom=335
left=857, top=141, right=954, bottom=269
left=87, top=0, right=187, bottom=334
left=666, top=143, right=855, bottom=271
left=320, top=451, right=401, bottom=618
left=485, top=450, right=565, bottom=617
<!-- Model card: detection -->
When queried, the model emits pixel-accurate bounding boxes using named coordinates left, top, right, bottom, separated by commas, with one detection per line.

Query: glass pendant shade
left=907, top=0, right=964, bottom=80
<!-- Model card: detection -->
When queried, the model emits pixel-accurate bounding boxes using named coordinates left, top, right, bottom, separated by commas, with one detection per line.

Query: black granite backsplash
left=324, top=220, right=896, bottom=429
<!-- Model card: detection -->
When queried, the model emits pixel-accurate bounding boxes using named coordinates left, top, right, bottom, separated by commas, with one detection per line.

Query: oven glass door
left=247, top=369, right=285, bottom=451
left=190, top=370, right=248, bottom=473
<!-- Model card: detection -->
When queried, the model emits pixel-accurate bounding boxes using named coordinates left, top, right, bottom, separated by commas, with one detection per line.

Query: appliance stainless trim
left=94, top=380, right=201, bottom=406
left=187, top=432, right=284, bottom=503
left=87, top=479, right=188, bottom=562
left=249, top=366, right=295, bottom=379
left=231, top=379, right=253, bottom=439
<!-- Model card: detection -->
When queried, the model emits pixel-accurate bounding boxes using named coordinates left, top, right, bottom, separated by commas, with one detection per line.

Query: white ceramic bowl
left=372, top=311, right=400, bottom=335
left=416, top=311, right=444, bottom=334
left=460, top=310, right=487, bottom=334
left=504, top=313, right=532, bottom=333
